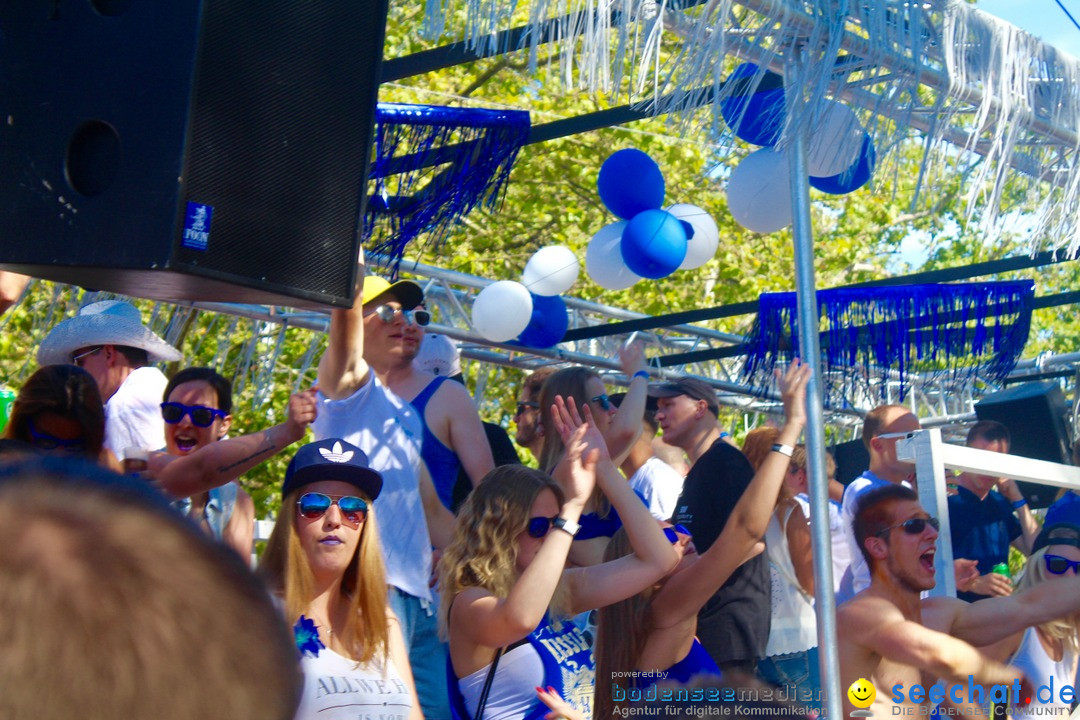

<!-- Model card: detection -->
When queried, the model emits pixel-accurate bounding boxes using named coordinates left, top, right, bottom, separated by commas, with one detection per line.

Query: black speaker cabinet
left=0, top=0, right=388, bottom=308
left=975, top=381, right=1073, bottom=508
left=833, top=438, right=870, bottom=487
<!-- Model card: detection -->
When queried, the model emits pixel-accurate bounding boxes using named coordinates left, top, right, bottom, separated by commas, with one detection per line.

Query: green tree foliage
left=2, top=5, right=1067, bottom=518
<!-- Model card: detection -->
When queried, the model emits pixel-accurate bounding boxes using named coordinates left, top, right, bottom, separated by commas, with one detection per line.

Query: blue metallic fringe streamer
left=365, top=103, right=531, bottom=276
left=741, top=281, right=1035, bottom=408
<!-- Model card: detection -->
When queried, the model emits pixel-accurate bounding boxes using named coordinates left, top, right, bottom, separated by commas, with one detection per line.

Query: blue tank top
left=634, top=639, right=721, bottom=689
left=448, top=614, right=595, bottom=720
left=411, top=376, right=461, bottom=510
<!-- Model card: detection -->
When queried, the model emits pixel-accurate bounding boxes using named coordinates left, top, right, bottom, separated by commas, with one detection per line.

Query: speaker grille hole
left=65, top=120, right=121, bottom=197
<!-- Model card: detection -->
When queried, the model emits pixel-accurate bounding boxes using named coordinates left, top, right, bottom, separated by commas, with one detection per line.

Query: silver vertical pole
left=786, top=49, right=842, bottom=718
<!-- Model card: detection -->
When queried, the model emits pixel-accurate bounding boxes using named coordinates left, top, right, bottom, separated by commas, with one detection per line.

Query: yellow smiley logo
left=848, top=678, right=876, bottom=709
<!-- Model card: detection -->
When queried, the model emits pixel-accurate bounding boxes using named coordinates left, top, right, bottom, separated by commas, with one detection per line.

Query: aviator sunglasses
left=160, top=402, right=227, bottom=427
left=1044, top=554, right=1080, bottom=575
left=297, top=492, right=369, bottom=524
left=875, top=516, right=940, bottom=537
left=366, top=305, right=430, bottom=327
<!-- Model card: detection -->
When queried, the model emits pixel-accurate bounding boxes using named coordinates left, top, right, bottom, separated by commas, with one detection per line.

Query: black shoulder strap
left=474, top=645, right=504, bottom=720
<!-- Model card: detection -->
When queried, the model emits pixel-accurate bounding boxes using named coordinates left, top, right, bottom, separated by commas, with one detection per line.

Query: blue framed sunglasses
left=663, top=524, right=692, bottom=544
left=161, top=402, right=227, bottom=427
left=27, top=419, right=86, bottom=453
left=1045, top=554, right=1080, bottom=575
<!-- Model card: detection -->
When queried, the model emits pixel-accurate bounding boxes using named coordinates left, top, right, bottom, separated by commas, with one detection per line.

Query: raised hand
left=285, top=388, right=319, bottom=440
left=776, top=358, right=812, bottom=426
left=551, top=395, right=610, bottom=464
left=550, top=396, right=600, bottom=507
left=618, top=340, right=648, bottom=378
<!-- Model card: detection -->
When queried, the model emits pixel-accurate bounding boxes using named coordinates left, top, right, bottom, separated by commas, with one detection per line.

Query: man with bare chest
left=838, top=484, right=1080, bottom=718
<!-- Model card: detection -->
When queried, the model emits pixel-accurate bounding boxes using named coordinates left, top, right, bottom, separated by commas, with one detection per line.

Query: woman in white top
left=979, top=523, right=1080, bottom=718
left=440, top=398, right=679, bottom=720
left=261, top=438, right=422, bottom=720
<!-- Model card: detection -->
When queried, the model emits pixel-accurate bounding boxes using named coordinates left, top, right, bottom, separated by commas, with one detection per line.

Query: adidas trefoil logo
left=319, top=442, right=354, bottom=463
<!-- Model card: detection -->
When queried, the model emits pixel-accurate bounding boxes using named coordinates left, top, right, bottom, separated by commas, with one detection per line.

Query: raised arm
left=650, top=360, right=811, bottom=627
left=553, top=397, right=680, bottom=614
left=318, top=251, right=370, bottom=401
left=849, top=597, right=1024, bottom=688
left=600, top=342, right=649, bottom=465
left=998, top=477, right=1039, bottom=555
left=452, top=421, right=597, bottom=649
left=946, top=571, right=1080, bottom=646
left=149, top=390, right=317, bottom=498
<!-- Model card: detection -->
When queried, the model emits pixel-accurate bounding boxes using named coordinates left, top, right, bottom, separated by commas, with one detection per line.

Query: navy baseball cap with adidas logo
left=282, top=438, right=383, bottom=501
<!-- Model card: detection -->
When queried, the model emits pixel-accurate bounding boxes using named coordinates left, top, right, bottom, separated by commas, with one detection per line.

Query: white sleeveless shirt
left=295, top=646, right=413, bottom=720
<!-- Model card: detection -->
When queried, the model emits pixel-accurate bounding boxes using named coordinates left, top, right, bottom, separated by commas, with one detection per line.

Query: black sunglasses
left=27, top=419, right=86, bottom=453
left=875, top=516, right=940, bottom=537
left=297, top=492, right=369, bottom=524
left=366, top=304, right=430, bottom=327
left=1045, top=554, right=1080, bottom=575
left=160, top=402, right=227, bottom=427
left=590, top=393, right=612, bottom=412
left=515, top=401, right=539, bottom=416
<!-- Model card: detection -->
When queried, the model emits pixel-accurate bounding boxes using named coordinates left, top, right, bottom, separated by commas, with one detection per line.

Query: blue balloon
left=515, top=293, right=569, bottom=348
left=597, top=149, right=665, bottom=220
left=620, top=209, right=687, bottom=279
left=809, top=134, right=876, bottom=194
left=720, top=63, right=786, bottom=147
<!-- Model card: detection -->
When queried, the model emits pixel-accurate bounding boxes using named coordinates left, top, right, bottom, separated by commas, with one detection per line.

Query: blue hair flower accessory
left=293, top=615, right=326, bottom=658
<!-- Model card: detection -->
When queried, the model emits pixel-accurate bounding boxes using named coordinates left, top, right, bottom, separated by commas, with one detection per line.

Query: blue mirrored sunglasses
left=297, top=492, right=369, bottom=524
left=590, top=393, right=611, bottom=412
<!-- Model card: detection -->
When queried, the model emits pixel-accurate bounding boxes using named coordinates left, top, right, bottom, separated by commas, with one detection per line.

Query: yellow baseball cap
left=361, top=276, right=423, bottom=310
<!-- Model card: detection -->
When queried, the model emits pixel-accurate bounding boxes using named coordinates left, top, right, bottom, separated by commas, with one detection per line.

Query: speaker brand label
left=182, top=202, right=213, bottom=251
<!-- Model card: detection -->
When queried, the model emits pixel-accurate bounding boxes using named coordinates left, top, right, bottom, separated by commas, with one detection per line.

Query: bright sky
left=976, top=0, right=1080, bottom=58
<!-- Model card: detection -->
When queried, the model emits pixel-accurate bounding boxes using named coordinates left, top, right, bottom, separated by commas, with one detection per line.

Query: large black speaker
left=833, top=438, right=870, bottom=487
left=974, top=381, right=1073, bottom=508
left=0, top=0, right=388, bottom=308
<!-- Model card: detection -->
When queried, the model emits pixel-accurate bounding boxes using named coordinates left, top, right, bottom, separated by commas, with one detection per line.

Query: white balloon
left=472, top=281, right=533, bottom=342
left=521, top=245, right=580, bottom=296
left=726, top=148, right=793, bottom=234
left=806, top=101, right=864, bottom=177
left=585, top=221, right=641, bottom=290
left=667, top=203, right=720, bottom=270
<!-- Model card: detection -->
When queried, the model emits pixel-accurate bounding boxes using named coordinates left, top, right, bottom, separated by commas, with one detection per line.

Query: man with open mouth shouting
left=838, top=484, right=1080, bottom=718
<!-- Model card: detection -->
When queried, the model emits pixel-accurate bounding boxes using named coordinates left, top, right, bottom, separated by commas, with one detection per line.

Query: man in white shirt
left=37, top=300, right=182, bottom=456
left=314, top=253, right=455, bottom=720
left=611, top=391, right=684, bottom=520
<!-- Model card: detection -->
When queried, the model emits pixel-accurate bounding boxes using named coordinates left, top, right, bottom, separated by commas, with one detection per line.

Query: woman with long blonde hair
left=977, top=523, right=1080, bottom=718
left=594, top=362, right=811, bottom=718
left=261, top=438, right=422, bottom=720
left=441, top=398, right=679, bottom=720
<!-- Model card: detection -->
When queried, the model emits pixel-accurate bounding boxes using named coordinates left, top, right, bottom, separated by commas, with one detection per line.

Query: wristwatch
left=552, top=516, right=581, bottom=537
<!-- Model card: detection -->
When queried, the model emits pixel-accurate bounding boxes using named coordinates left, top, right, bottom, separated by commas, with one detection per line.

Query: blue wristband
left=1011, top=498, right=1027, bottom=510
left=632, top=370, right=649, bottom=380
